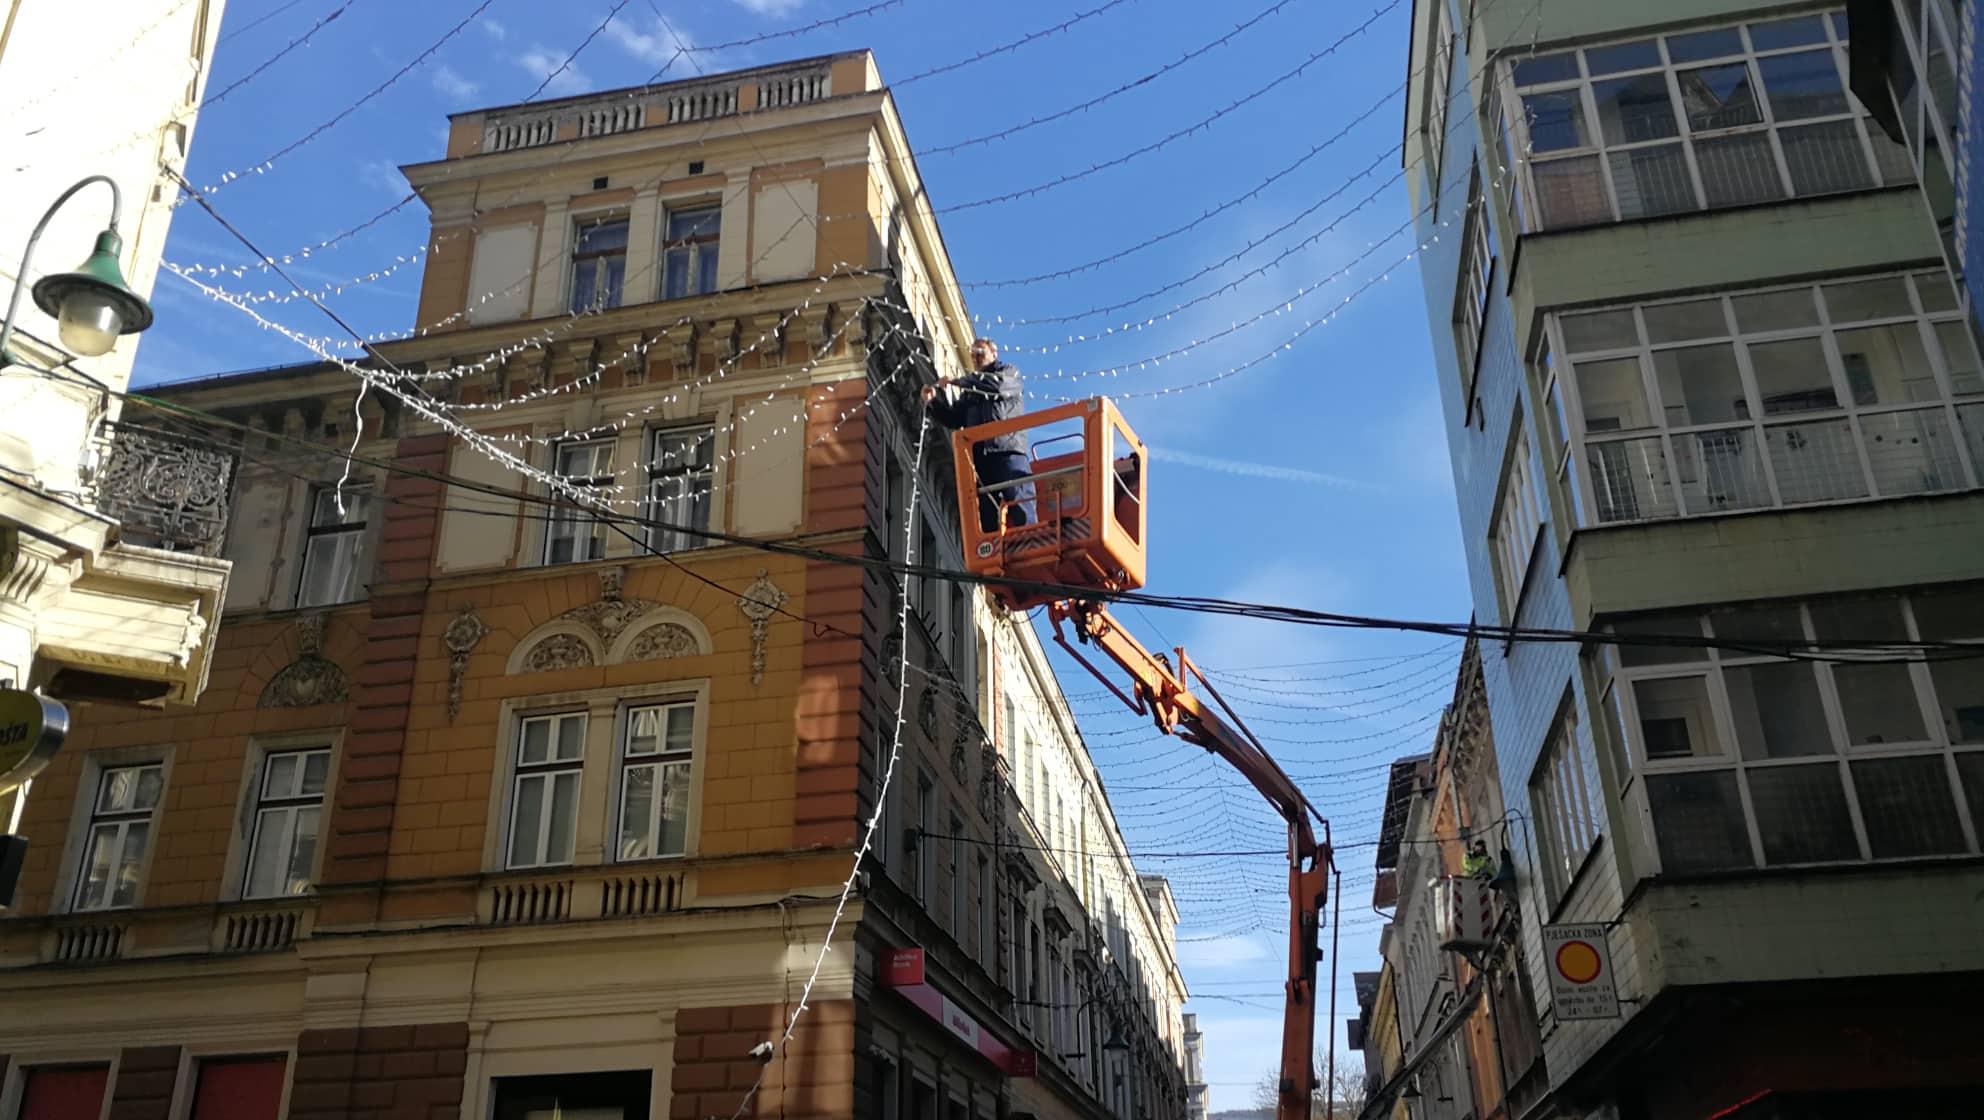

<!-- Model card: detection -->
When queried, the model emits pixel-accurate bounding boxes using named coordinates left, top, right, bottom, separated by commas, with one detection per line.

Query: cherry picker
left=948, top=397, right=1332, bottom=1120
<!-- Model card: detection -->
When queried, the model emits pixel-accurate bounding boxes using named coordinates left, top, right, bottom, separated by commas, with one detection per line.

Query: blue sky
left=142, top=0, right=1470, bottom=1109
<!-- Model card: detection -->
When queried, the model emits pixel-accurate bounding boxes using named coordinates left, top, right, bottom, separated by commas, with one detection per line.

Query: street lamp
left=0, top=175, right=154, bottom=363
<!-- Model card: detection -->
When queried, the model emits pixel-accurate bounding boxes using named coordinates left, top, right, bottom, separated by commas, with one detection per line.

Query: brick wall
left=109, top=1045, right=180, bottom=1120
left=290, top=1022, right=468, bottom=1120
left=671, top=1000, right=854, bottom=1120
left=322, top=433, right=449, bottom=890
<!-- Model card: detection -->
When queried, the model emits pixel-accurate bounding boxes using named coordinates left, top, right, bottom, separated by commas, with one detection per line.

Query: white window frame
left=1529, top=699, right=1600, bottom=908
left=242, top=747, right=332, bottom=899
left=1601, top=593, right=1984, bottom=875
left=296, top=486, right=370, bottom=608
left=614, top=700, right=697, bottom=862
left=543, top=437, right=617, bottom=565
left=1452, top=165, right=1494, bottom=391
left=645, top=423, right=714, bottom=553
left=569, top=213, right=630, bottom=314
left=1501, top=8, right=1907, bottom=232
left=1423, top=0, right=1456, bottom=207
left=506, top=711, right=587, bottom=869
left=660, top=202, right=721, bottom=301
left=914, top=773, right=934, bottom=905
left=1490, top=428, right=1544, bottom=616
left=1549, top=270, right=1984, bottom=528
left=72, top=761, right=167, bottom=912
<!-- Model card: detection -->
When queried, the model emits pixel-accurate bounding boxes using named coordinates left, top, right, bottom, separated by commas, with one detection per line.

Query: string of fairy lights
left=67, top=0, right=1602, bottom=1104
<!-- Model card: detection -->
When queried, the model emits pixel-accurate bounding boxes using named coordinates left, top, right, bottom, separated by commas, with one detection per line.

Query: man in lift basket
left=923, top=337, right=1034, bottom=532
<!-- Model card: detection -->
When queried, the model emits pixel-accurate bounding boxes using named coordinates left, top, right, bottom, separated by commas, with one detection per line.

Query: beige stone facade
left=0, top=52, right=1186, bottom=1120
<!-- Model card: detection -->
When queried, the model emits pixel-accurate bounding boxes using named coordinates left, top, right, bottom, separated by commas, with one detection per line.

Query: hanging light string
left=934, top=0, right=1402, bottom=214
left=722, top=408, right=931, bottom=1120
left=919, top=0, right=1298, bottom=155
left=203, top=0, right=366, bottom=107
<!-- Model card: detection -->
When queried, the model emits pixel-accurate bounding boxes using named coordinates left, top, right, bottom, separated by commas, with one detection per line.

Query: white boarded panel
left=729, top=401, right=803, bottom=537
left=750, top=179, right=818, bottom=283
left=437, top=437, right=523, bottom=571
left=221, top=475, right=291, bottom=611
left=466, top=225, right=537, bottom=325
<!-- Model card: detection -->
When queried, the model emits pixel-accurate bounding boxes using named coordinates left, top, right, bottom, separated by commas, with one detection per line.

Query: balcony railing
left=95, top=426, right=235, bottom=556
left=478, top=62, right=835, bottom=154
left=1582, top=402, right=1984, bottom=524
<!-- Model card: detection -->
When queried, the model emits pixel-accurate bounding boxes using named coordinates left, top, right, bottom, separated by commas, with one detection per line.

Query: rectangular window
left=915, top=774, right=934, bottom=904
left=662, top=205, right=722, bottom=300
left=508, top=712, right=585, bottom=868
left=1606, top=589, right=1984, bottom=875
left=297, top=488, right=369, bottom=607
left=191, top=1056, right=287, bottom=1120
left=570, top=216, right=629, bottom=313
left=949, top=811, right=964, bottom=940
left=1553, top=271, right=1983, bottom=528
left=244, top=748, right=329, bottom=898
left=19, top=1066, right=110, bottom=1120
left=1423, top=1, right=1455, bottom=201
left=977, top=853, right=993, bottom=960
left=75, top=763, right=163, bottom=911
left=1452, top=169, right=1494, bottom=380
left=646, top=424, right=714, bottom=553
left=1505, top=11, right=1910, bottom=232
left=617, top=702, right=694, bottom=860
left=1529, top=704, right=1599, bottom=905
left=544, top=438, right=616, bottom=564
left=1491, top=431, right=1543, bottom=613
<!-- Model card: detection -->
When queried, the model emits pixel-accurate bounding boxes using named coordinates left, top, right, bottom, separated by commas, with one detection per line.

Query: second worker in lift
left=923, top=337, right=1034, bottom=532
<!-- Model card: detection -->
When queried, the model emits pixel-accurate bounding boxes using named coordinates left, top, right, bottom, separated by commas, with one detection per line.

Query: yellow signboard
left=0, top=689, right=67, bottom=795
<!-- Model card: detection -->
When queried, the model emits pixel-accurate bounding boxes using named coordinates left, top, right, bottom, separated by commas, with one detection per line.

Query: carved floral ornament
left=260, top=613, right=349, bottom=709
left=509, top=567, right=713, bottom=675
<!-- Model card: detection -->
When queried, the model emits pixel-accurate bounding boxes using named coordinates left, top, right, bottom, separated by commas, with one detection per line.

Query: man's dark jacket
left=928, top=361, right=1027, bottom=456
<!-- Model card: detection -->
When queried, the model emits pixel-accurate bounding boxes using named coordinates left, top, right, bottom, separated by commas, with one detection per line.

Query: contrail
left=1149, top=447, right=1381, bottom=492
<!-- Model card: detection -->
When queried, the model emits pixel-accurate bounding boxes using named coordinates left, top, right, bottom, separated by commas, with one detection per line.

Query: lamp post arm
left=0, top=175, right=124, bottom=364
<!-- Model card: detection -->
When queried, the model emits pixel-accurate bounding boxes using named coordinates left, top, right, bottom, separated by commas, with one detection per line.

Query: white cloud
left=429, top=63, right=479, bottom=102
left=357, top=159, right=407, bottom=197
left=481, top=18, right=508, bottom=40
left=513, top=46, right=591, bottom=97
left=730, top=0, right=806, bottom=15
left=1149, top=446, right=1382, bottom=493
left=603, top=12, right=684, bottom=68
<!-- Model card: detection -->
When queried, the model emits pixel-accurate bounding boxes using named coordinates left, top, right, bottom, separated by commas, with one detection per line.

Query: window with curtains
left=1548, top=270, right=1984, bottom=527
left=544, top=438, right=616, bottom=564
left=645, top=424, right=714, bottom=553
left=661, top=204, right=721, bottom=300
left=507, top=711, right=585, bottom=868
left=297, top=487, right=370, bottom=607
left=569, top=216, right=629, bottom=313
left=616, top=702, right=695, bottom=861
left=1597, top=588, right=1984, bottom=875
left=244, top=748, right=329, bottom=898
left=74, top=763, right=164, bottom=910
left=1502, top=9, right=1912, bottom=231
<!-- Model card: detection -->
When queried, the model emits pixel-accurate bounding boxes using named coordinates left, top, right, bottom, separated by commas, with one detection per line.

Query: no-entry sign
left=1542, top=923, right=1619, bottom=1021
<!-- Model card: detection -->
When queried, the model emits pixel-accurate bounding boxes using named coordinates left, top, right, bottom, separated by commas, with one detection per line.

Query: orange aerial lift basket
left=950, top=396, right=1147, bottom=613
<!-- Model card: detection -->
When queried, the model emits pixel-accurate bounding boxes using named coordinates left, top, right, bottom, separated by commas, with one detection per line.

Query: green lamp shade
left=32, top=229, right=153, bottom=357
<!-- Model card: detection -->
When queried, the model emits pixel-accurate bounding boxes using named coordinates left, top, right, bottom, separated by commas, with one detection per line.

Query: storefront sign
left=1542, top=923, right=1620, bottom=1020
left=0, top=689, right=67, bottom=796
left=881, top=944, right=1037, bottom=1077
left=886, top=947, right=927, bottom=987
